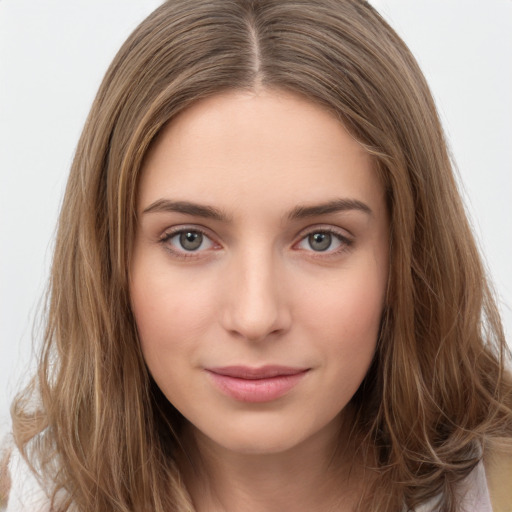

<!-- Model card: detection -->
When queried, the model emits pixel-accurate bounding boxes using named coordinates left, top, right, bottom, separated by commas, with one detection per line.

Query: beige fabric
left=484, top=437, right=512, bottom=512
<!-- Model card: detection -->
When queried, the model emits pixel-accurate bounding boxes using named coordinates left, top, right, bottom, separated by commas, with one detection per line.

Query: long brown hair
left=11, top=1, right=512, bottom=510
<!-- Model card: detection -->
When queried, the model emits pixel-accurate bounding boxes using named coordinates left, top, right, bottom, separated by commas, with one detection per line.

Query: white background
left=1, top=1, right=511, bottom=438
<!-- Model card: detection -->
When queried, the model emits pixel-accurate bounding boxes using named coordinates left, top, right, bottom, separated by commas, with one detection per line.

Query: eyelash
left=159, top=226, right=353, bottom=259
left=159, top=227, right=219, bottom=260
left=293, top=227, right=353, bottom=257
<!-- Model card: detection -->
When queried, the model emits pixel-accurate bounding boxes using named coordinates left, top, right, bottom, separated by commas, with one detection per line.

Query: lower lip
left=206, top=371, right=308, bottom=403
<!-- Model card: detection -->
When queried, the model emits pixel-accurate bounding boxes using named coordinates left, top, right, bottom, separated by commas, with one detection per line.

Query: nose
left=220, top=248, right=291, bottom=342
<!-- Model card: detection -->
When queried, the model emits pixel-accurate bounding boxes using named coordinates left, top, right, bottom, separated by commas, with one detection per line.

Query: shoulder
left=484, top=437, right=512, bottom=512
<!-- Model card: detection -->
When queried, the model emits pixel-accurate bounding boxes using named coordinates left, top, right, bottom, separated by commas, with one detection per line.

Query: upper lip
left=206, top=365, right=309, bottom=380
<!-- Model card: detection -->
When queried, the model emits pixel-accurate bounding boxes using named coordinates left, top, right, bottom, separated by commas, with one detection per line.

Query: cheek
left=130, top=275, right=213, bottom=412
left=301, top=263, right=385, bottom=388
left=306, top=264, right=386, bottom=340
left=129, top=264, right=217, bottom=365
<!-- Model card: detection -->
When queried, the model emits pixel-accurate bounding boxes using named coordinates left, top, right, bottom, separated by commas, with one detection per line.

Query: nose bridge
left=222, top=243, right=289, bottom=341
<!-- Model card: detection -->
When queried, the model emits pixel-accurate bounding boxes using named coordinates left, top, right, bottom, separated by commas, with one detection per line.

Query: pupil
left=309, top=232, right=331, bottom=251
left=180, top=231, right=202, bottom=251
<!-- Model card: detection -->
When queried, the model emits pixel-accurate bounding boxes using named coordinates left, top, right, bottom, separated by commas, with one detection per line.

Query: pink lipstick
left=206, top=365, right=309, bottom=403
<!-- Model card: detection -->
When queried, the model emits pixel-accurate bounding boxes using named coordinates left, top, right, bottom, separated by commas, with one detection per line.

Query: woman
left=5, top=0, right=512, bottom=510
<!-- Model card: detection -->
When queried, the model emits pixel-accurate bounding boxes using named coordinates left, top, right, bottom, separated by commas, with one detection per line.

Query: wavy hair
left=11, top=1, right=512, bottom=510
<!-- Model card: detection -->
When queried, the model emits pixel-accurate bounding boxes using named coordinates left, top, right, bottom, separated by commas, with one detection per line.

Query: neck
left=179, top=412, right=368, bottom=512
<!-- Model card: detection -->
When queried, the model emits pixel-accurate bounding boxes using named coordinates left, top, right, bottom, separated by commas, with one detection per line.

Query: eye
left=177, top=231, right=205, bottom=251
left=295, top=229, right=351, bottom=253
left=161, top=228, right=217, bottom=254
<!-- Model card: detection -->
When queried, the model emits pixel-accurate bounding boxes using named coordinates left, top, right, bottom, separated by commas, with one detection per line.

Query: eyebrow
left=142, top=197, right=372, bottom=222
left=142, top=199, right=231, bottom=221
left=287, top=198, right=372, bottom=220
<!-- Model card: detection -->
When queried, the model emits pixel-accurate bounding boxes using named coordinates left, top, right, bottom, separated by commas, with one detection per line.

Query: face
left=130, top=89, right=389, bottom=456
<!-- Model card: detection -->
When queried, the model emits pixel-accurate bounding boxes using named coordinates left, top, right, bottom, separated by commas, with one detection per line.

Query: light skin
left=130, top=89, right=389, bottom=511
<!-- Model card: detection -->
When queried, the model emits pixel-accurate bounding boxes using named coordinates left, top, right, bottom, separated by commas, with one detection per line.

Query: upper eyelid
left=160, top=224, right=215, bottom=240
left=295, top=224, right=353, bottom=241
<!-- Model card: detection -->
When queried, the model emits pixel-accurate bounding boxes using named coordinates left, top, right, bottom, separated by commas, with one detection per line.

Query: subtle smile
left=205, top=366, right=310, bottom=403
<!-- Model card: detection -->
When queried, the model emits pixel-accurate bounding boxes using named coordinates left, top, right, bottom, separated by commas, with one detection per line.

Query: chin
left=218, top=433, right=304, bottom=456
left=190, top=409, right=343, bottom=458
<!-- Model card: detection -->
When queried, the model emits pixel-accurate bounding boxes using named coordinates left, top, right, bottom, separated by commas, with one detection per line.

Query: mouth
left=205, top=365, right=310, bottom=403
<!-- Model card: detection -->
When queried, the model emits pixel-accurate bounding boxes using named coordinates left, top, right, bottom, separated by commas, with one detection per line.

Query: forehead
left=138, top=89, right=383, bottom=216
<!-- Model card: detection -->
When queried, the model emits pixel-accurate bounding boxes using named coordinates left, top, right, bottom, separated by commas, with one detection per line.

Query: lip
left=205, top=365, right=310, bottom=403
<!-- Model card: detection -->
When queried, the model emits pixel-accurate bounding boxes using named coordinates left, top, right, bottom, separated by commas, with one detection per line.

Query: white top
left=6, top=447, right=52, bottom=512
left=5, top=446, right=493, bottom=512
left=415, top=459, right=493, bottom=512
